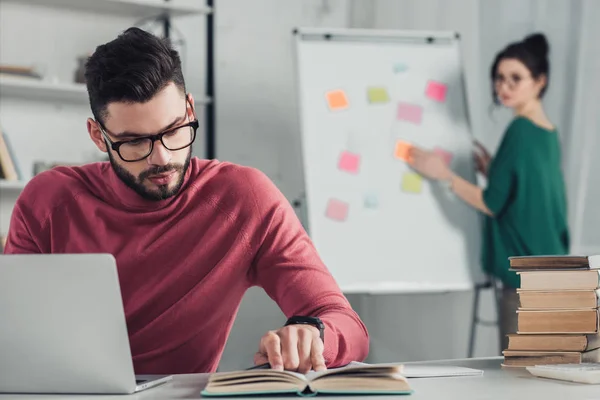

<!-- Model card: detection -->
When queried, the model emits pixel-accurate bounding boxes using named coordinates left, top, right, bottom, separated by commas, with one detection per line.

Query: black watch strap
left=284, top=316, right=325, bottom=342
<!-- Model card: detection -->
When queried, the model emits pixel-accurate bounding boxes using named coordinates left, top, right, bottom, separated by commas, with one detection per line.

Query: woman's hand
left=473, top=140, right=492, bottom=177
left=408, top=147, right=453, bottom=181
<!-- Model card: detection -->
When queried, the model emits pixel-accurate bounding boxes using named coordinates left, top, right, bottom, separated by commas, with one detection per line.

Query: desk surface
left=1, top=357, right=597, bottom=400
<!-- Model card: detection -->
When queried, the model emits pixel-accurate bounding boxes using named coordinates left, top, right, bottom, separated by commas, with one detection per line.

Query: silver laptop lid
left=0, top=253, right=137, bottom=394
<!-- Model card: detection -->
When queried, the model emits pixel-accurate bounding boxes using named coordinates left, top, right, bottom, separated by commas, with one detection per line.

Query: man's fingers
left=254, top=352, right=268, bottom=366
left=296, top=328, right=313, bottom=374
left=280, top=327, right=300, bottom=371
left=310, top=336, right=327, bottom=372
left=261, top=331, right=283, bottom=370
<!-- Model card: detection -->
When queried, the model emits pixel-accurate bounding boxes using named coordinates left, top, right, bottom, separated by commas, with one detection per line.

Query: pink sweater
left=4, top=158, right=369, bottom=374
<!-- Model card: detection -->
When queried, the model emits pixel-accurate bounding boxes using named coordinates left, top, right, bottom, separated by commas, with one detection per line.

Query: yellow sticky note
left=367, top=87, right=390, bottom=103
left=402, top=172, right=422, bottom=193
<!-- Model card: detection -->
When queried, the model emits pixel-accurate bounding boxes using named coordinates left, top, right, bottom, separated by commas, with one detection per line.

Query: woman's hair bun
left=523, top=33, right=549, bottom=59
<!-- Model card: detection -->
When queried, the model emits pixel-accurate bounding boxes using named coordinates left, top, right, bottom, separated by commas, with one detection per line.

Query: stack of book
left=502, top=255, right=600, bottom=368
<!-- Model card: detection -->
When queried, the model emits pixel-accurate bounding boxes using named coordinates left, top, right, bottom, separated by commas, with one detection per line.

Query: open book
left=201, top=364, right=412, bottom=397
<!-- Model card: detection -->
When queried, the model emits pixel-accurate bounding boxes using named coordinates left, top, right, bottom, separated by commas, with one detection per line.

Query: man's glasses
left=97, top=102, right=198, bottom=163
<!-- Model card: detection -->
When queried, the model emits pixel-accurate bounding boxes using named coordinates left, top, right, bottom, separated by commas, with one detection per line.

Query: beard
left=108, top=148, right=192, bottom=201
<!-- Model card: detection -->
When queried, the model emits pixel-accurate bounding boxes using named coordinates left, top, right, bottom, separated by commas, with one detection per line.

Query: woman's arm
left=447, top=173, right=493, bottom=216
left=408, top=147, right=494, bottom=216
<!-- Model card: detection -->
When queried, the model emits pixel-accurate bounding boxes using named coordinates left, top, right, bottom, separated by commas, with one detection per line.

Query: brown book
left=509, top=255, right=600, bottom=270
left=518, top=289, right=600, bottom=309
left=518, top=270, right=600, bottom=291
left=502, top=347, right=600, bottom=367
left=517, top=309, right=599, bottom=334
left=507, top=333, right=600, bottom=352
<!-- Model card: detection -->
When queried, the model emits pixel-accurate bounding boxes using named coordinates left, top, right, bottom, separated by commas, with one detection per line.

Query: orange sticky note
left=326, top=90, right=349, bottom=110
left=394, top=140, right=413, bottom=162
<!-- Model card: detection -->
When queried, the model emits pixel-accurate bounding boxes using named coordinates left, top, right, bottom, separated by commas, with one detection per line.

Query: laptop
left=0, top=253, right=173, bottom=394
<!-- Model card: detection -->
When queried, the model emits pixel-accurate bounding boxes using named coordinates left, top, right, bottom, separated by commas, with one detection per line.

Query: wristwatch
left=284, top=316, right=325, bottom=342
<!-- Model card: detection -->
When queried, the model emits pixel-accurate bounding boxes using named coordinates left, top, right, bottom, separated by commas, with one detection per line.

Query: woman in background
left=408, top=33, right=570, bottom=351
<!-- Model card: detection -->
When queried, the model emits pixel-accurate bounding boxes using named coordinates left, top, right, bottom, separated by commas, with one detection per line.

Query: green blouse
left=482, top=116, right=570, bottom=288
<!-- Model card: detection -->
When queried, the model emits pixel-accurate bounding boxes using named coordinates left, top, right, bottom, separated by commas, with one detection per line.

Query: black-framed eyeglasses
left=97, top=101, right=199, bottom=162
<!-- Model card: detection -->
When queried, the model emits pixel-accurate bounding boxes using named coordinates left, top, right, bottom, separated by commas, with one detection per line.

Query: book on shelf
left=0, top=126, right=21, bottom=181
left=201, top=364, right=412, bottom=397
left=0, top=64, right=42, bottom=79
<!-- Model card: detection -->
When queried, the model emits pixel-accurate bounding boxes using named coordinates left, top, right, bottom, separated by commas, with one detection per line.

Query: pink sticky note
left=325, top=199, right=349, bottom=222
left=338, top=151, right=360, bottom=174
left=396, top=102, right=423, bottom=125
left=425, top=80, right=448, bottom=102
left=434, top=147, right=454, bottom=166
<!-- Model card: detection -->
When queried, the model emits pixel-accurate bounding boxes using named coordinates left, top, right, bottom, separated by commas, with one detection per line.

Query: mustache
left=138, top=164, right=184, bottom=181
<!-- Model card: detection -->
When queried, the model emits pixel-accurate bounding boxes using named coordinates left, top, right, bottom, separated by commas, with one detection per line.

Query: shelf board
left=1, top=77, right=212, bottom=105
left=0, top=76, right=89, bottom=104
left=2, top=0, right=211, bottom=17
left=0, top=180, right=27, bottom=191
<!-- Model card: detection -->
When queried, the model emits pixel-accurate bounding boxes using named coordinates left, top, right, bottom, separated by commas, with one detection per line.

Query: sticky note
left=393, top=63, right=408, bottom=73
left=425, top=80, right=448, bottom=102
left=325, top=199, right=349, bottom=221
left=396, top=102, right=423, bottom=124
left=338, top=151, right=360, bottom=174
left=364, top=193, right=379, bottom=209
left=326, top=90, right=349, bottom=110
left=394, top=140, right=413, bottom=162
left=434, top=147, right=454, bottom=166
left=367, top=87, right=390, bottom=103
left=402, top=172, right=423, bottom=194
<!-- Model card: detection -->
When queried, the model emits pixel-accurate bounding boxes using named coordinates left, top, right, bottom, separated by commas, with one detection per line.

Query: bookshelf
left=0, top=180, right=27, bottom=191
left=0, top=0, right=216, bottom=236
left=0, top=77, right=213, bottom=105
left=0, top=76, right=88, bottom=104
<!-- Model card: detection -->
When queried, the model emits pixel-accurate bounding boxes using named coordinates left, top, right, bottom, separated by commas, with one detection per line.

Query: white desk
left=0, top=357, right=597, bottom=399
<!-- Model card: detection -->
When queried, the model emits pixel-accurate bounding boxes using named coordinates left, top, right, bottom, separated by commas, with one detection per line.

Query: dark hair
left=490, top=33, right=550, bottom=104
left=84, top=27, right=186, bottom=123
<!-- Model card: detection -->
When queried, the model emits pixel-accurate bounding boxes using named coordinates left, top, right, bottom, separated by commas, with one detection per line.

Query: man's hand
left=254, top=325, right=326, bottom=374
